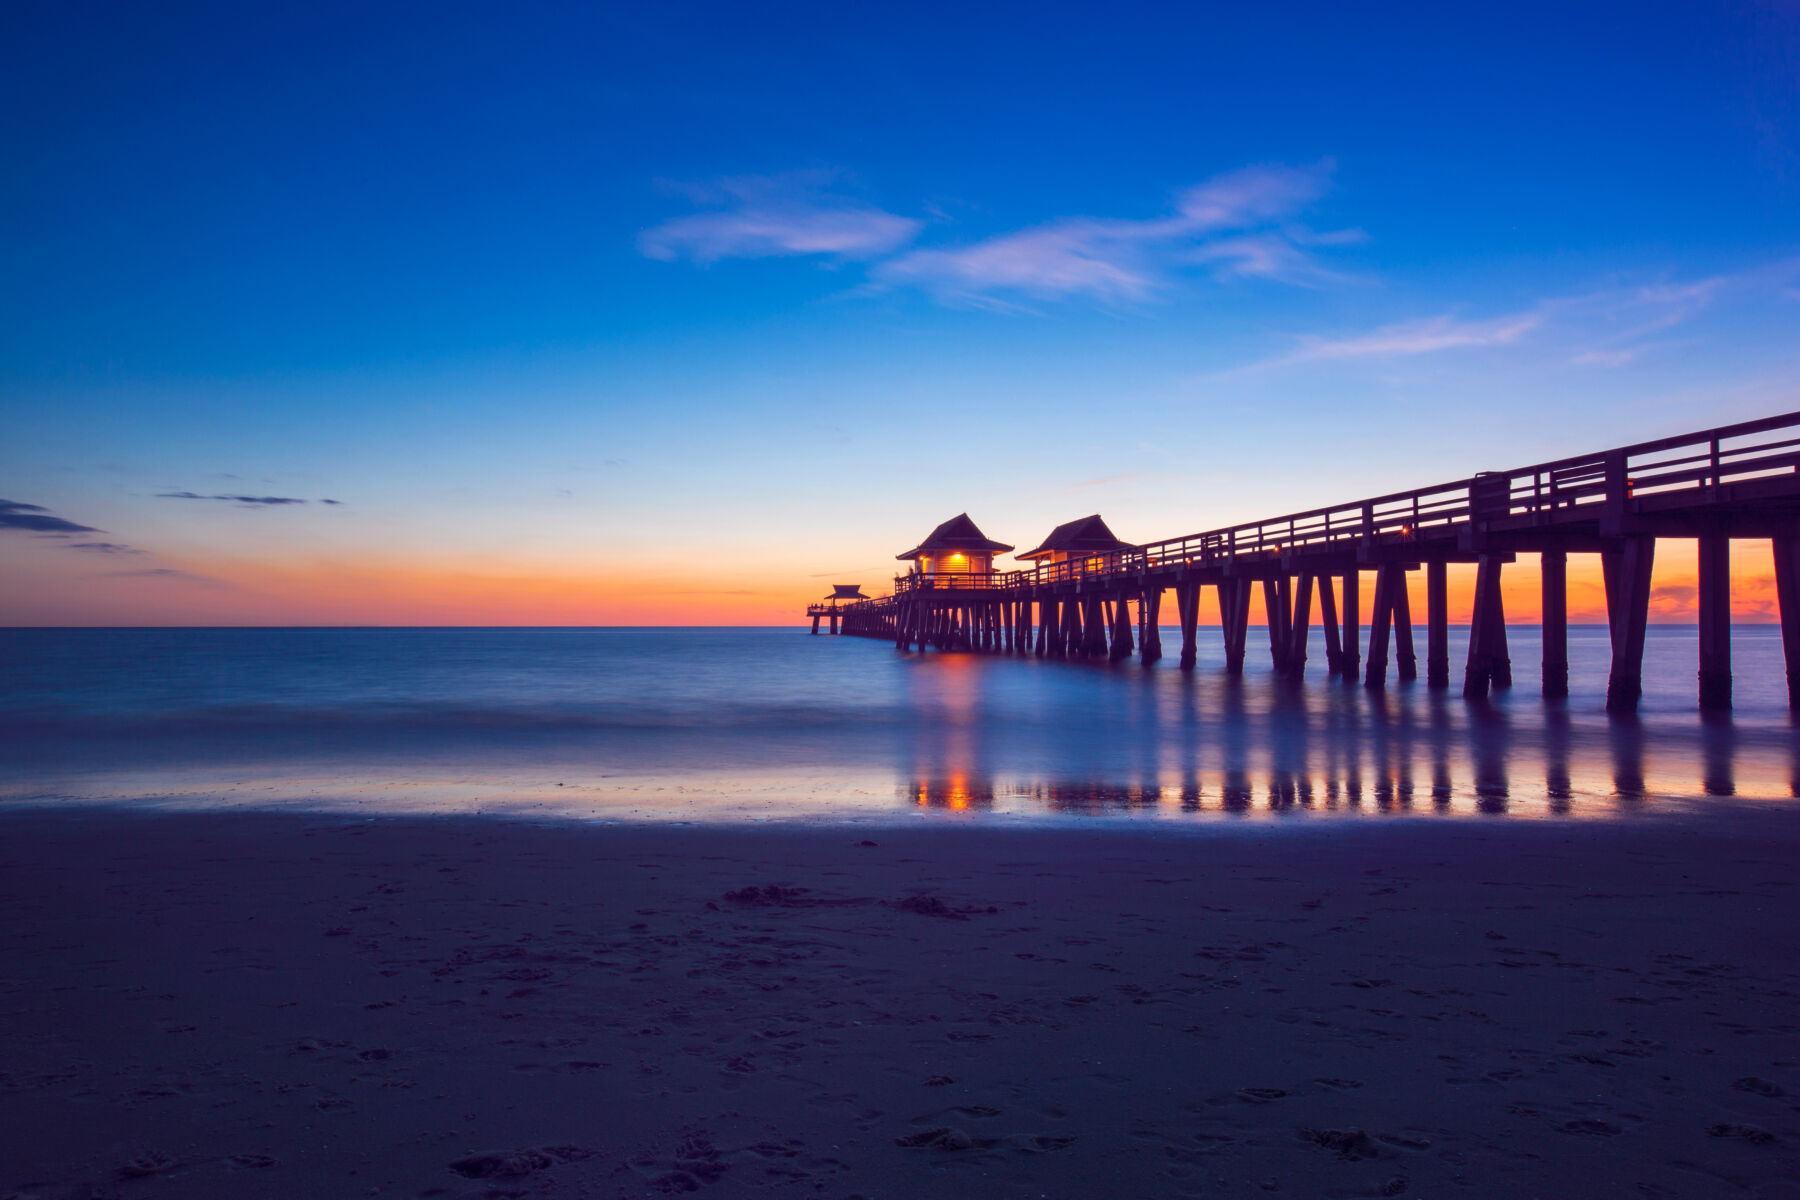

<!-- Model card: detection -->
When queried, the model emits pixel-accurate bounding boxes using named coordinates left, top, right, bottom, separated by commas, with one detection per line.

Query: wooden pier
left=823, top=411, right=1800, bottom=712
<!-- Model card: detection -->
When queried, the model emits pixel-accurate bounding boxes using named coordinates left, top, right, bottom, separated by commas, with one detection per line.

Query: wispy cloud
left=69, top=541, right=146, bottom=555
left=0, top=498, right=99, bottom=534
left=104, top=567, right=222, bottom=585
left=871, top=163, right=1345, bottom=306
left=1287, top=310, right=1546, bottom=362
left=806, top=565, right=891, bottom=579
left=639, top=172, right=921, bottom=264
left=156, top=491, right=319, bottom=506
left=642, top=162, right=1353, bottom=308
left=1232, top=259, right=1800, bottom=375
left=1067, top=472, right=1140, bottom=491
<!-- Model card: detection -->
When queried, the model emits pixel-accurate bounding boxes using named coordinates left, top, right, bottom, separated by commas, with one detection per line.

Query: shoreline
left=3, top=805, right=1798, bottom=1197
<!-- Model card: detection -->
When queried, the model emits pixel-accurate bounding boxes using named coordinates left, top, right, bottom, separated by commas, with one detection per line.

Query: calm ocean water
left=2, top=626, right=1796, bottom=822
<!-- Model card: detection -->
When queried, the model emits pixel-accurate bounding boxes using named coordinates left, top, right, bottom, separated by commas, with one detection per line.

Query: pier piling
left=1603, top=536, right=1656, bottom=712
left=1697, top=533, right=1731, bottom=710
left=1542, top=550, right=1569, bottom=698
left=1426, top=561, right=1449, bottom=687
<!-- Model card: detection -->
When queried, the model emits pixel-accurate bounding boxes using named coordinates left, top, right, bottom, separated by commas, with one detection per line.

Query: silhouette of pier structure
left=807, top=584, right=866, bottom=635
left=825, top=411, right=1800, bottom=712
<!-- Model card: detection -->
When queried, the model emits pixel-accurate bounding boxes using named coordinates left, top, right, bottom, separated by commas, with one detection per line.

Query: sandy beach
left=2, top=806, right=1798, bottom=1199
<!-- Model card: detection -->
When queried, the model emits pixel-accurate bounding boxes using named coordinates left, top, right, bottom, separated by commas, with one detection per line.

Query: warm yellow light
left=952, top=553, right=964, bottom=561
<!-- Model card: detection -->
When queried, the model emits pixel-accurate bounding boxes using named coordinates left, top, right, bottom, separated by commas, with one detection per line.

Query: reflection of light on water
left=893, top=755, right=1800, bottom=821
left=911, top=773, right=990, bottom=810
left=910, top=651, right=982, bottom=722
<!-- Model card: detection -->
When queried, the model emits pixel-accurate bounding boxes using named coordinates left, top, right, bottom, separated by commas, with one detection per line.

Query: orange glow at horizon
left=0, top=540, right=1788, bottom=627
left=0, top=550, right=837, bottom=626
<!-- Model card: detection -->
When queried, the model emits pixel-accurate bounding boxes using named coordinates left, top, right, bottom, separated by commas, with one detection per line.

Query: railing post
left=1602, top=449, right=1630, bottom=535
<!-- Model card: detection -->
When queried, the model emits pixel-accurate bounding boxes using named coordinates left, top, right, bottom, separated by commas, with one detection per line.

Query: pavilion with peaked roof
left=1017, top=514, right=1136, bottom=566
left=808, top=584, right=869, bottom=634
left=896, top=513, right=1014, bottom=576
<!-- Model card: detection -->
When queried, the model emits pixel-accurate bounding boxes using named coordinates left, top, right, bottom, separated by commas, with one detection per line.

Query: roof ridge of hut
left=895, top=513, right=1015, bottom=561
left=1017, top=513, right=1136, bottom=561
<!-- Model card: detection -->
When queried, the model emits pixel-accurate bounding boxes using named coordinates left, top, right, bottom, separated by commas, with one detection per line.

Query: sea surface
left=2, top=626, right=1796, bottom=823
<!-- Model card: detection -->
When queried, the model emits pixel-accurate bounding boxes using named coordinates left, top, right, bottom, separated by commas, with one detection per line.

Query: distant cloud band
left=156, top=491, right=340, bottom=506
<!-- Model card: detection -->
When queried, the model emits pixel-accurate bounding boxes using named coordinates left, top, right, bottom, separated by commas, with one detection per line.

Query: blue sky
left=2, top=1, right=1798, bottom=622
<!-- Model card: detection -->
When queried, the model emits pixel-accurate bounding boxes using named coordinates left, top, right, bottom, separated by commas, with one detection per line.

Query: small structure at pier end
left=820, top=410, right=1800, bottom=715
left=897, top=513, right=1013, bottom=578
left=807, top=584, right=866, bottom=635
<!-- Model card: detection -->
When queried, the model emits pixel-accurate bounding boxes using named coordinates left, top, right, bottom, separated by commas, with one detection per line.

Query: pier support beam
left=1393, top=568, right=1417, bottom=681
left=1083, top=594, right=1108, bottom=658
left=1698, top=534, right=1731, bottom=710
left=1176, top=582, right=1200, bottom=669
left=1140, top=587, right=1163, bottom=664
left=1109, top=593, right=1134, bottom=661
left=1319, top=573, right=1344, bottom=674
left=1062, top=596, right=1083, bottom=657
left=811, top=614, right=821, bottom=635
left=1341, top=571, right=1361, bottom=683
left=1263, top=577, right=1291, bottom=672
left=1221, top=578, right=1251, bottom=675
left=1541, top=550, right=1568, bottom=698
left=1774, top=531, right=1800, bottom=708
left=1603, top=536, right=1656, bottom=712
left=1463, top=554, right=1511, bottom=698
left=1284, top=573, right=1314, bottom=678
left=1364, top=566, right=1394, bottom=689
left=1426, top=561, right=1449, bottom=687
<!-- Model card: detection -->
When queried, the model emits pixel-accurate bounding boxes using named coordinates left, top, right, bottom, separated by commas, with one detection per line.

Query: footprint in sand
left=1732, top=1077, right=1786, bottom=1098
left=1298, top=1127, right=1380, bottom=1160
left=449, top=1145, right=593, bottom=1179
left=1557, top=1119, right=1621, bottom=1136
left=1236, top=1087, right=1288, bottom=1103
left=895, top=1127, right=989, bottom=1151
left=118, top=1151, right=179, bottom=1178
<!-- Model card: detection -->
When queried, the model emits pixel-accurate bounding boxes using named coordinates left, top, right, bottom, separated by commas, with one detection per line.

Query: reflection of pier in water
left=900, top=705, right=1787, bottom=818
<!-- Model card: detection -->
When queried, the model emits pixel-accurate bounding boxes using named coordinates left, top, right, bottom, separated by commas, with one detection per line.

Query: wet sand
left=2, top=806, right=1798, bottom=1199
